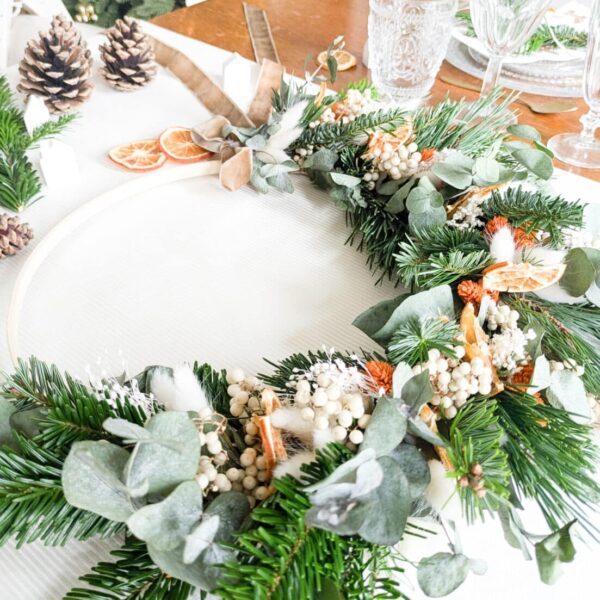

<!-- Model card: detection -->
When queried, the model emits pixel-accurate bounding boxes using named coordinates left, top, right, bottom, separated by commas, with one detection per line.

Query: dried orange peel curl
left=253, top=389, right=288, bottom=482
left=419, top=404, right=453, bottom=471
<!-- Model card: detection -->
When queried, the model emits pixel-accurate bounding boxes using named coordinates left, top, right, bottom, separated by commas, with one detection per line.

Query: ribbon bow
left=150, top=36, right=285, bottom=191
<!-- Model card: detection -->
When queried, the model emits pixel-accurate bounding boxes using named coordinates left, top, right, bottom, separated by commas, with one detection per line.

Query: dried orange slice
left=108, top=139, right=166, bottom=172
left=159, top=127, right=212, bottom=163
left=317, top=49, right=357, bottom=71
left=482, top=261, right=566, bottom=293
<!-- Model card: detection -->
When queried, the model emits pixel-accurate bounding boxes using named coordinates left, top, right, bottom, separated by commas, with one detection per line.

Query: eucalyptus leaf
left=473, top=156, right=500, bottom=183
left=103, top=418, right=150, bottom=442
left=432, top=163, right=473, bottom=190
left=330, top=172, right=361, bottom=187
left=125, top=412, right=201, bottom=498
left=250, top=170, right=269, bottom=193
left=245, top=134, right=267, bottom=150
left=585, top=282, right=600, bottom=307
left=401, top=371, right=434, bottom=416
left=498, top=506, right=531, bottom=560
left=392, top=362, right=414, bottom=398
left=417, top=552, right=471, bottom=597
left=358, top=456, right=410, bottom=545
left=352, top=294, right=409, bottom=343
left=267, top=172, right=295, bottom=193
left=183, top=515, right=220, bottom=564
left=408, top=206, right=447, bottom=231
left=406, top=186, right=444, bottom=214
left=547, top=370, right=591, bottom=424
left=62, top=440, right=133, bottom=522
left=407, top=416, right=448, bottom=447
left=327, top=55, right=338, bottom=83
left=560, top=248, right=598, bottom=297
left=378, top=179, right=402, bottom=195
left=259, top=161, right=298, bottom=178
left=535, top=520, right=576, bottom=585
left=9, top=406, right=44, bottom=438
left=508, top=146, right=553, bottom=180
left=372, top=285, right=454, bottom=345
left=385, top=179, right=414, bottom=214
left=303, top=148, right=338, bottom=171
left=507, top=124, right=542, bottom=142
left=360, top=397, right=407, bottom=456
left=304, top=500, right=371, bottom=536
left=528, top=355, right=551, bottom=394
left=127, top=481, right=203, bottom=551
left=389, top=444, right=430, bottom=500
left=305, top=449, right=378, bottom=493
left=203, top=491, right=250, bottom=542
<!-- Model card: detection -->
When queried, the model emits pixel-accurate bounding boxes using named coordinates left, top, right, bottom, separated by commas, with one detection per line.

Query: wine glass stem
left=481, top=53, right=504, bottom=96
left=580, top=110, right=600, bottom=143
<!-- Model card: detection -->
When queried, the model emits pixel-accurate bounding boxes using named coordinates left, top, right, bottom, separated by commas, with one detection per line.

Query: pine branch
left=65, top=536, right=195, bottom=600
left=395, top=229, right=491, bottom=289
left=387, top=317, right=460, bottom=366
left=508, top=296, right=600, bottom=397
left=216, top=444, right=407, bottom=600
left=482, top=187, right=584, bottom=247
left=295, top=108, right=408, bottom=148
left=260, top=350, right=375, bottom=396
left=496, top=391, right=600, bottom=539
left=446, top=398, right=511, bottom=522
left=192, top=362, right=230, bottom=415
left=0, top=74, right=74, bottom=212
left=0, top=433, right=123, bottom=547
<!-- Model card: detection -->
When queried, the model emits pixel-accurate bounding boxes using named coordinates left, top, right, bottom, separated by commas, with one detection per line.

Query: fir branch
left=446, top=398, right=511, bottom=522
left=496, top=391, right=600, bottom=538
left=295, top=108, right=408, bottom=149
left=482, top=187, right=584, bottom=247
left=65, top=536, right=195, bottom=600
left=192, top=362, right=230, bottom=416
left=387, top=317, right=460, bottom=366
left=0, top=433, right=123, bottom=548
left=395, top=227, right=491, bottom=289
left=0, top=75, right=74, bottom=212
left=216, top=444, right=407, bottom=600
left=508, top=296, right=600, bottom=397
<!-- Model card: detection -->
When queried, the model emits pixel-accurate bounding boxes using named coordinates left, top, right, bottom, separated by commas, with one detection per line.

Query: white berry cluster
left=550, top=358, right=585, bottom=377
left=363, top=141, right=423, bottom=189
left=226, top=367, right=264, bottom=418
left=292, top=144, right=315, bottom=167
left=308, top=88, right=377, bottom=129
left=287, top=355, right=373, bottom=448
left=413, top=348, right=493, bottom=419
left=485, top=301, right=536, bottom=372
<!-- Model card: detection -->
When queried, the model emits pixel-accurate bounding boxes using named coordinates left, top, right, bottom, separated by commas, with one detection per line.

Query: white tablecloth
left=1, top=16, right=600, bottom=600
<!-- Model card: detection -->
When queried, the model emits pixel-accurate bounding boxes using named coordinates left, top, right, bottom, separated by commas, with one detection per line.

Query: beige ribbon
left=149, top=36, right=285, bottom=191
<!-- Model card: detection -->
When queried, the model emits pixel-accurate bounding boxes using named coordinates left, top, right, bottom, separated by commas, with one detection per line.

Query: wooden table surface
left=153, top=0, right=600, bottom=182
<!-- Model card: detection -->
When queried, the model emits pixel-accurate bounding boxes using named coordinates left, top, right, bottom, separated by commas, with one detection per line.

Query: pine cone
left=18, top=15, right=93, bottom=113
left=0, top=214, right=34, bottom=259
left=99, top=17, right=157, bottom=92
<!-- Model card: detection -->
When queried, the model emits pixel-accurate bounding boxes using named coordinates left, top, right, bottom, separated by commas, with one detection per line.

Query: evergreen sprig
left=387, top=317, right=460, bottom=366
left=295, top=108, right=408, bottom=148
left=217, top=444, right=407, bottom=600
left=65, top=536, right=195, bottom=600
left=496, top=391, right=600, bottom=539
left=0, top=75, right=74, bottom=212
left=446, top=398, right=511, bottom=522
left=482, top=187, right=584, bottom=247
left=0, top=433, right=123, bottom=547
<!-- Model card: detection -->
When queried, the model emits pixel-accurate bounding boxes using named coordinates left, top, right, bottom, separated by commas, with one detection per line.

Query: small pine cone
left=510, top=362, right=534, bottom=386
left=458, top=280, right=483, bottom=305
left=364, top=360, right=394, bottom=395
left=100, top=17, right=157, bottom=92
left=513, top=226, right=537, bottom=248
left=0, top=214, right=34, bottom=259
left=18, top=15, right=93, bottom=113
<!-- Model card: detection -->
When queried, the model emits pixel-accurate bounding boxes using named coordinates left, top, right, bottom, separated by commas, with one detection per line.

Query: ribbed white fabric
left=1, top=15, right=600, bottom=600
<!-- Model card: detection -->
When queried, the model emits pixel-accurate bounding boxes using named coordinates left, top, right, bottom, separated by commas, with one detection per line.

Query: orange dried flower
left=510, top=362, right=534, bottom=386
left=513, top=227, right=537, bottom=248
left=484, top=216, right=510, bottom=237
left=364, top=360, right=394, bottom=394
left=421, top=148, right=436, bottom=161
left=458, top=280, right=483, bottom=305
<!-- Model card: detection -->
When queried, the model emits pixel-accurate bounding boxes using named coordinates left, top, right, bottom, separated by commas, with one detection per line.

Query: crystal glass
left=548, top=0, right=600, bottom=169
left=368, top=0, right=457, bottom=107
left=469, top=0, right=553, bottom=96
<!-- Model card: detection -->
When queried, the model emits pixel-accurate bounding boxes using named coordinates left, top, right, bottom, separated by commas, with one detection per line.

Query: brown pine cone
left=0, top=214, right=34, bottom=259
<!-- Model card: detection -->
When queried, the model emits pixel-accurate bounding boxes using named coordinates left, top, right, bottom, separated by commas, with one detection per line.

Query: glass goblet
left=548, top=0, right=600, bottom=169
left=469, top=0, right=553, bottom=96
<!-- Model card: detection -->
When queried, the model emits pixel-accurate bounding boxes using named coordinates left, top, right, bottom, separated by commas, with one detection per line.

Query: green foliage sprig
left=481, top=187, right=584, bottom=247
left=0, top=76, right=74, bottom=212
left=65, top=536, right=195, bottom=600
